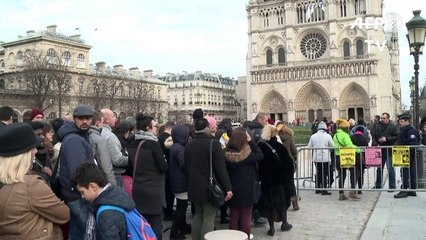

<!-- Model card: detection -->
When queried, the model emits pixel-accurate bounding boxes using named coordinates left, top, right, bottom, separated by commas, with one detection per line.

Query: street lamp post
left=409, top=77, right=415, bottom=117
left=406, top=10, right=426, bottom=129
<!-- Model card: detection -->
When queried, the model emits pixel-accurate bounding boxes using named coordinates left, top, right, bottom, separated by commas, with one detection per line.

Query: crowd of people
left=0, top=106, right=300, bottom=240
left=0, top=103, right=425, bottom=240
left=308, top=112, right=425, bottom=200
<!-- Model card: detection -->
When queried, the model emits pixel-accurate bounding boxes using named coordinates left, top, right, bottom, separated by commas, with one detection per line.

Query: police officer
left=394, top=113, right=420, bottom=198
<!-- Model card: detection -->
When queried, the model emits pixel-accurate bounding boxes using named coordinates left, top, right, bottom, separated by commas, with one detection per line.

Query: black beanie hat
left=192, top=108, right=204, bottom=119
left=0, top=123, right=41, bottom=157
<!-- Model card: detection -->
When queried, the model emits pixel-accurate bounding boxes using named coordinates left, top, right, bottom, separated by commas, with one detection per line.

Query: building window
left=47, top=48, right=56, bottom=63
left=356, top=39, right=364, bottom=57
left=339, top=0, right=347, bottom=17
left=297, top=0, right=326, bottom=24
left=278, top=48, right=286, bottom=65
left=343, top=41, right=350, bottom=59
left=300, top=32, right=327, bottom=60
left=0, top=60, right=4, bottom=70
left=354, top=0, right=365, bottom=15
left=0, top=79, right=4, bottom=89
left=77, top=54, right=85, bottom=68
left=78, top=78, right=85, bottom=92
left=17, top=51, right=24, bottom=66
left=266, top=49, right=273, bottom=66
left=62, top=51, right=71, bottom=66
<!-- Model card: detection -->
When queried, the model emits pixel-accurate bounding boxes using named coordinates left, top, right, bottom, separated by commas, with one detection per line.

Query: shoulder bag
left=208, top=139, right=225, bottom=208
left=123, top=140, right=145, bottom=197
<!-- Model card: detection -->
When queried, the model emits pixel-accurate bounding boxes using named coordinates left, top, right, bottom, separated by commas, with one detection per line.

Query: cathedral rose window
left=300, top=32, right=327, bottom=60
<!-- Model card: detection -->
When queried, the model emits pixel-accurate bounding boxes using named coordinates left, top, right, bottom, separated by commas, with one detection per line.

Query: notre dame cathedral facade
left=246, top=0, right=401, bottom=124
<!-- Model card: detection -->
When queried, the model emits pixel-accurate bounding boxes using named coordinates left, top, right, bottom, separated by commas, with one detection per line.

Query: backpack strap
left=96, top=205, right=126, bottom=224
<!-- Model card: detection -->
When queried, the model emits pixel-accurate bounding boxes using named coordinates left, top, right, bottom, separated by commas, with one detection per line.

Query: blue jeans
left=67, top=199, right=90, bottom=240
left=375, top=148, right=396, bottom=189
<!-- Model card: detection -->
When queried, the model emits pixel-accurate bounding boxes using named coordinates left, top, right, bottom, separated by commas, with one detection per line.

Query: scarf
left=134, top=130, right=158, bottom=142
left=85, top=183, right=112, bottom=240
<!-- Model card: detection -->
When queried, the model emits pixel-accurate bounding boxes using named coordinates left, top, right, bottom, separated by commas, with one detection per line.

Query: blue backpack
left=96, top=205, right=157, bottom=240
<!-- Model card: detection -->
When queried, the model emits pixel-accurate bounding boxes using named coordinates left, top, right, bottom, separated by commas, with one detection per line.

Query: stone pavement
left=162, top=189, right=380, bottom=240
left=361, top=191, right=426, bottom=240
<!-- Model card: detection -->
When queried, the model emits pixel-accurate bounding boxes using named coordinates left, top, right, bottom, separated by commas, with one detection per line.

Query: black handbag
left=208, top=140, right=225, bottom=208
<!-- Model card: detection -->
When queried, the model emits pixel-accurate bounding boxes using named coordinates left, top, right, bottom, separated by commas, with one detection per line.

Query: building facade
left=246, top=0, right=401, bottom=123
left=0, top=25, right=168, bottom=121
left=161, top=71, right=238, bottom=123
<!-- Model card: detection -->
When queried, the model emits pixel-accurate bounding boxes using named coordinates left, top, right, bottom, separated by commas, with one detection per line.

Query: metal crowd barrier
left=295, top=145, right=426, bottom=193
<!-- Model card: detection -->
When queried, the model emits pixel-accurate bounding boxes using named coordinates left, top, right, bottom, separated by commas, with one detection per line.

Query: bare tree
left=89, top=78, right=107, bottom=111
left=105, top=79, right=124, bottom=109
left=23, top=49, right=70, bottom=112
left=128, top=80, right=154, bottom=114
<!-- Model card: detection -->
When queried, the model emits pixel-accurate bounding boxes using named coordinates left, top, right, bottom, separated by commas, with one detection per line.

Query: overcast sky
left=0, top=0, right=425, bottom=107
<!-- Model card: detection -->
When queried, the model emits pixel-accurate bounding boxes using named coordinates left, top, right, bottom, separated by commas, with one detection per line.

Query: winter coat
left=127, top=131, right=168, bottom=215
left=58, top=121, right=94, bottom=202
left=258, top=137, right=294, bottom=210
left=90, top=185, right=135, bottom=240
left=333, top=129, right=357, bottom=156
left=0, top=175, right=70, bottom=239
left=372, top=121, right=399, bottom=146
left=102, top=125, right=128, bottom=174
left=89, top=127, right=117, bottom=185
left=225, top=142, right=263, bottom=207
left=170, top=125, right=190, bottom=193
left=308, top=130, right=335, bottom=162
left=185, top=132, right=232, bottom=204
left=247, top=121, right=263, bottom=144
left=278, top=127, right=298, bottom=160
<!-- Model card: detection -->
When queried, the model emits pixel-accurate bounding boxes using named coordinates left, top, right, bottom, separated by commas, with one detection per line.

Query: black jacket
left=128, top=137, right=168, bottom=215
left=372, top=122, right=399, bottom=146
left=258, top=137, right=294, bottom=188
left=225, top=142, right=263, bottom=207
left=184, top=132, right=232, bottom=204
left=91, top=185, right=135, bottom=240
left=170, top=125, right=189, bottom=193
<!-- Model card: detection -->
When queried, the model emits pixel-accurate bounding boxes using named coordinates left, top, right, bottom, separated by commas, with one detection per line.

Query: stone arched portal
left=294, top=81, right=331, bottom=123
left=339, top=82, right=370, bottom=121
left=260, top=90, right=287, bottom=122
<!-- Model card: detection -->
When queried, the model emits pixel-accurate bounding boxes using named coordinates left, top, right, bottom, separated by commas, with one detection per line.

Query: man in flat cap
left=57, top=105, right=95, bottom=239
left=394, top=113, right=420, bottom=198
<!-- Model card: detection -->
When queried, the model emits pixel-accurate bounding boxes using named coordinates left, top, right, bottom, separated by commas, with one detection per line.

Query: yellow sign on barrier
left=339, top=148, right=356, bottom=168
left=392, top=146, right=410, bottom=167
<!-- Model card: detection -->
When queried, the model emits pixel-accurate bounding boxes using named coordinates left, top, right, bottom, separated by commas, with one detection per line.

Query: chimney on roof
left=46, top=25, right=57, bottom=33
left=143, top=70, right=153, bottom=78
left=129, top=67, right=140, bottom=76
left=70, top=34, right=81, bottom=40
left=113, top=64, right=123, bottom=71
left=95, top=61, right=106, bottom=70
left=26, top=30, right=35, bottom=37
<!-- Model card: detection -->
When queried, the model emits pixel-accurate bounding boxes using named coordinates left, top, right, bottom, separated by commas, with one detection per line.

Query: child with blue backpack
left=71, top=162, right=156, bottom=240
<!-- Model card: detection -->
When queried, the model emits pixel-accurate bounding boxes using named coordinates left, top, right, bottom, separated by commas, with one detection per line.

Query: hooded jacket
left=89, top=127, right=117, bottom=185
left=308, top=129, right=334, bottom=163
left=90, top=185, right=135, bottom=240
left=58, top=121, right=94, bottom=202
left=170, top=125, right=190, bottom=193
left=225, top=142, right=263, bottom=207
